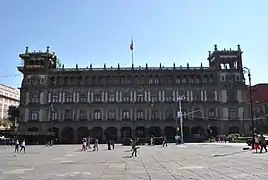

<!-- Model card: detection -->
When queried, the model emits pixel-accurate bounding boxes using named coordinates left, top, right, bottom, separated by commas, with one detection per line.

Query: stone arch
left=61, top=127, right=74, bottom=144
left=229, top=126, right=239, bottom=134
left=105, top=127, right=118, bottom=141
left=28, top=127, right=39, bottom=132
left=121, top=127, right=132, bottom=139
left=92, top=126, right=103, bottom=141
left=48, top=127, right=59, bottom=139
left=183, top=126, right=190, bottom=140
left=136, top=126, right=146, bottom=138
left=76, top=127, right=89, bottom=142
left=27, top=127, right=39, bottom=144
left=210, top=126, right=218, bottom=137
left=164, top=126, right=176, bottom=141
left=191, top=126, right=204, bottom=136
left=148, top=126, right=161, bottom=137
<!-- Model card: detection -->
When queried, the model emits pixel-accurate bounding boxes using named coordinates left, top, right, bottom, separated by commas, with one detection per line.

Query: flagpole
left=131, top=50, right=134, bottom=66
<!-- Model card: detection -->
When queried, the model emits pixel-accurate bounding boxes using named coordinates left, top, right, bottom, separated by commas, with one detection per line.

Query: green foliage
left=7, top=105, right=19, bottom=128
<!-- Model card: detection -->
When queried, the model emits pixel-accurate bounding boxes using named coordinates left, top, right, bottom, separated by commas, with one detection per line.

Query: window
left=65, top=93, right=73, bottom=103
left=227, top=90, right=236, bottom=102
left=137, top=110, right=144, bottom=120
left=108, top=94, right=115, bottom=102
left=122, top=110, right=130, bottom=120
left=181, top=78, right=186, bottom=84
left=79, top=110, right=87, bottom=120
left=122, top=92, right=130, bottom=102
left=107, top=77, right=112, bottom=84
left=52, top=111, right=58, bottom=120
left=99, top=77, right=104, bottom=85
left=150, top=92, right=159, bottom=102
left=52, top=93, right=59, bottom=103
left=108, top=110, right=116, bottom=120
left=93, top=94, right=102, bottom=102
left=151, top=110, right=159, bottom=120
left=207, top=89, right=215, bottom=101
left=93, top=110, right=101, bottom=120
left=165, top=110, right=173, bottom=120
left=137, top=94, right=144, bottom=102
left=30, top=110, right=39, bottom=120
left=229, top=108, right=237, bottom=120
left=31, top=94, right=40, bottom=103
left=193, top=90, right=201, bottom=101
left=208, top=108, right=215, bottom=117
left=64, top=110, right=73, bottom=120
left=154, top=77, right=159, bottom=84
left=148, top=79, right=153, bottom=84
left=79, top=93, right=88, bottom=103
left=175, top=78, right=181, bottom=84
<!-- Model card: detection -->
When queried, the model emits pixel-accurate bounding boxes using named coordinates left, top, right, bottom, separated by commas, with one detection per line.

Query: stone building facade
left=0, top=84, right=20, bottom=119
left=17, top=45, right=250, bottom=143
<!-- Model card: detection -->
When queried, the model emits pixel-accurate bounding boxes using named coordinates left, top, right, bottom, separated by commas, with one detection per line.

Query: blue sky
left=0, top=0, right=267, bottom=88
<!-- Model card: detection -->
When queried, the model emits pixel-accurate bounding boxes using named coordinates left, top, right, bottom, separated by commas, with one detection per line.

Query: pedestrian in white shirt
left=20, top=140, right=26, bottom=153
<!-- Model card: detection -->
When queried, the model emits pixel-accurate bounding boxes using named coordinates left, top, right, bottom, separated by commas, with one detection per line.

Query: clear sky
left=0, top=0, right=267, bottom=88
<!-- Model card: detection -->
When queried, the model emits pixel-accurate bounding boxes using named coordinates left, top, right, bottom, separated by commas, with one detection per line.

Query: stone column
left=201, top=90, right=204, bottom=101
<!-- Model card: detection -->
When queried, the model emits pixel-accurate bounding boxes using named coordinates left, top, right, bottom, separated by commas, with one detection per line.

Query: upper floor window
left=154, top=77, right=159, bottom=84
left=79, top=110, right=87, bottom=120
left=137, top=93, right=144, bottom=102
left=122, top=92, right=130, bottom=102
left=93, top=109, right=101, bottom=120
left=108, top=110, right=116, bottom=120
left=52, top=93, right=59, bottom=103
left=151, top=110, right=159, bottom=120
left=64, top=110, right=73, bottom=120
left=148, top=79, right=153, bottom=84
left=52, top=111, right=59, bottom=120
left=65, top=92, right=73, bottom=103
left=108, top=94, right=115, bottom=102
left=208, top=108, right=216, bottom=118
left=122, top=110, right=130, bottom=120
left=30, top=110, right=39, bottom=120
left=137, top=110, right=144, bottom=120
left=79, top=92, right=88, bottom=103
left=31, top=93, right=40, bottom=104
left=229, top=108, right=237, bottom=120
left=93, top=93, right=102, bottom=102
left=227, top=90, right=236, bottom=102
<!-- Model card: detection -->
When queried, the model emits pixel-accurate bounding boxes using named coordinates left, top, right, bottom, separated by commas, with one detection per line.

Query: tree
left=8, top=105, right=19, bottom=130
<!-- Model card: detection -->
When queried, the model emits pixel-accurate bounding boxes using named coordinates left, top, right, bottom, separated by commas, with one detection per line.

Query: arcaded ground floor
left=17, top=120, right=251, bottom=144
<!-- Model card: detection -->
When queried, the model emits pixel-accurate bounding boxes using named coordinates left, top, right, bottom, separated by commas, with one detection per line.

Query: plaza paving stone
left=0, top=143, right=268, bottom=180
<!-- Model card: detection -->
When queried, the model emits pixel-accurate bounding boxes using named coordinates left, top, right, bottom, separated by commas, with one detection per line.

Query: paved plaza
left=0, top=143, right=268, bottom=180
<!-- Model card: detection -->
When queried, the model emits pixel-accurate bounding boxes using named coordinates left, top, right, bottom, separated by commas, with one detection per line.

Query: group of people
left=81, top=137, right=99, bottom=151
left=253, top=133, right=267, bottom=153
left=14, top=139, right=26, bottom=153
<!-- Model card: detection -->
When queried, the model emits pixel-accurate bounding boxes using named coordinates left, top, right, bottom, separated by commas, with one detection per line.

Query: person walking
left=162, top=136, right=167, bottom=147
left=15, top=140, right=19, bottom=153
left=93, top=139, right=99, bottom=151
left=20, top=139, right=26, bottom=153
left=131, top=138, right=139, bottom=157
left=260, top=133, right=267, bottom=153
left=254, top=135, right=260, bottom=153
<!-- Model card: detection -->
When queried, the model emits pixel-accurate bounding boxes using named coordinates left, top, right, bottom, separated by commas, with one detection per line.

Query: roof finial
left=25, top=47, right=29, bottom=53
left=214, top=44, right=218, bottom=51
left=237, top=44, right=241, bottom=51
left=46, top=46, right=50, bottom=53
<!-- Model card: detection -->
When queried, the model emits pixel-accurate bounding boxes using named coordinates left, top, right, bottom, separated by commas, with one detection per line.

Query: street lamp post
left=177, top=95, right=185, bottom=144
left=243, top=67, right=254, bottom=149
